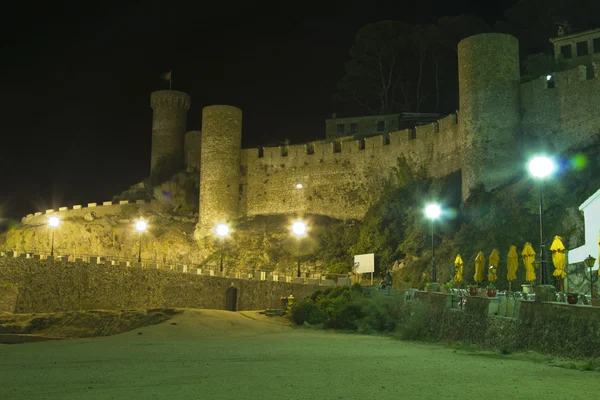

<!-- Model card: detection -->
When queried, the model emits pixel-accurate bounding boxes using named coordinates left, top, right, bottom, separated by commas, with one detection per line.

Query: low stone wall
left=0, top=282, right=18, bottom=313
left=413, top=292, right=600, bottom=358
left=0, top=258, right=317, bottom=313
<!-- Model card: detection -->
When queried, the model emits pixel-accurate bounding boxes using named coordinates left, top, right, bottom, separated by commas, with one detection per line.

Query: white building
left=568, top=188, right=600, bottom=270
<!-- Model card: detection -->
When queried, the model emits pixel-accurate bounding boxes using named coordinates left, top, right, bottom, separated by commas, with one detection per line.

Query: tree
left=338, top=21, right=412, bottom=115
left=337, top=16, right=493, bottom=116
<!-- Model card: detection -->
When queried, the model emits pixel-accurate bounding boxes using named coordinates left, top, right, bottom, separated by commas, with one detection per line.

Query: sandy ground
left=0, top=309, right=597, bottom=400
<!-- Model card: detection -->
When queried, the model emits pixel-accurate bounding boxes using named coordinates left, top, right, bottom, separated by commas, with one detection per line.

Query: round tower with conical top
left=458, top=33, right=521, bottom=199
left=196, top=105, right=242, bottom=238
left=150, top=90, right=191, bottom=178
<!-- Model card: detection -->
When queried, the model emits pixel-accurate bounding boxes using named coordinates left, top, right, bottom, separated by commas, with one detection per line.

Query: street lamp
left=215, top=223, right=230, bottom=272
left=48, top=216, right=60, bottom=257
left=291, top=220, right=307, bottom=277
left=135, top=219, right=148, bottom=263
left=527, top=155, right=556, bottom=285
left=425, top=204, right=441, bottom=284
left=584, top=255, right=597, bottom=299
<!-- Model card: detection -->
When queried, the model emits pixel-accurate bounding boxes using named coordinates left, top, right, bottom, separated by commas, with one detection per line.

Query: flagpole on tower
left=162, top=70, right=172, bottom=90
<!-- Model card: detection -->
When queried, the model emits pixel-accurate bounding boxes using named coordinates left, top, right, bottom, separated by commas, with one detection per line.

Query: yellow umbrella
left=507, top=245, right=518, bottom=281
left=550, top=236, right=566, bottom=279
left=454, top=255, right=464, bottom=283
left=522, top=242, right=536, bottom=282
left=488, top=249, right=499, bottom=282
left=474, top=251, right=485, bottom=283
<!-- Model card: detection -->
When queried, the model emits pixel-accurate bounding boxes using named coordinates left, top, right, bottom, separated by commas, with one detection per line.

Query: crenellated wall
left=520, top=64, right=600, bottom=153
left=239, top=115, right=461, bottom=220
left=18, top=200, right=195, bottom=227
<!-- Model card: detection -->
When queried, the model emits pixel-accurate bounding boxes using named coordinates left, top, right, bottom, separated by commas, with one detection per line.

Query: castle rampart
left=520, top=63, right=600, bottom=154
left=19, top=34, right=600, bottom=230
left=239, top=114, right=461, bottom=220
left=20, top=200, right=157, bottom=226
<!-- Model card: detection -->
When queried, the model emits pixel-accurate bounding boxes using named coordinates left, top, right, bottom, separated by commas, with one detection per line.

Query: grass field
left=0, top=309, right=597, bottom=399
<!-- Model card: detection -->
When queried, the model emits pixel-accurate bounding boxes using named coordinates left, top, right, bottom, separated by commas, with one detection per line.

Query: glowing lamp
left=528, top=156, right=556, bottom=179
left=291, top=220, right=307, bottom=237
left=135, top=220, right=148, bottom=233
left=48, top=216, right=60, bottom=228
left=216, top=223, right=230, bottom=237
left=425, top=204, right=441, bottom=220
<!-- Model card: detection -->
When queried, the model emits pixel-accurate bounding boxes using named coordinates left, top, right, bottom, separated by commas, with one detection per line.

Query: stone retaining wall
left=0, top=258, right=318, bottom=313
left=414, top=292, right=600, bottom=358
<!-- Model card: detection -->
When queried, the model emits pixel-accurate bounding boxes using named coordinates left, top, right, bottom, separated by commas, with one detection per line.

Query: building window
left=560, top=45, right=572, bottom=59
left=377, top=121, right=385, bottom=132
left=593, top=38, right=600, bottom=53
left=576, top=41, right=589, bottom=56
left=350, top=123, right=358, bottom=133
left=336, top=124, right=344, bottom=135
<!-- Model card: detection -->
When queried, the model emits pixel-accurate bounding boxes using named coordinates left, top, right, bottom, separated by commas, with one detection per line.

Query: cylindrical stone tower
left=150, top=90, right=191, bottom=177
left=458, top=33, right=521, bottom=199
left=197, top=105, right=242, bottom=235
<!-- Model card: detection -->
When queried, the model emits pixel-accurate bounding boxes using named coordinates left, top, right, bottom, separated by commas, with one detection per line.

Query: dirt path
left=0, top=309, right=596, bottom=399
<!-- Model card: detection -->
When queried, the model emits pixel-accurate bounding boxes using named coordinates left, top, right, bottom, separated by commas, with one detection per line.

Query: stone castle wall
left=0, top=257, right=318, bottom=313
left=19, top=200, right=158, bottom=226
left=521, top=64, right=600, bottom=153
left=240, top=114, right=461, bottom=220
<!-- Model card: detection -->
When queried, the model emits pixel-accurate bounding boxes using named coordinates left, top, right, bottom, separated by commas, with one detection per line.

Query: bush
left=289, top=299, right=326, bottom=325
left=290, top=286, right=417, bottom=334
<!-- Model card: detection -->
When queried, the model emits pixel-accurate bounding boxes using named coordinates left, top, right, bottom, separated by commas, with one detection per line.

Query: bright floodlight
left=215, top=223, right=230, bottom=237
left=546, top=75, right=552, bottom=81
left=425, top=204, right=441, bottom=220
left=291, top=220, right=307, bottom=237
left=48, top=216, right=60, bottom=228
left=135, top=220, right=148, bottom=232
left=295, top=183, right=303, bottom=189
left=528, top=156, right=556, bottom=179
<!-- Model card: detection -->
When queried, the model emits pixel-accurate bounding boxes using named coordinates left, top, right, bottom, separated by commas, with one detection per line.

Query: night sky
left=1, top=0, right=521, bottom=226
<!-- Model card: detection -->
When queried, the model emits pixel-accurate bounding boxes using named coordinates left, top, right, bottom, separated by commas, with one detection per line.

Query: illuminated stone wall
left=520, top=64, right=600, bottom=153
left=0, top=257, right=318, bottom=313
left=240, top=115, right=461, bottom=220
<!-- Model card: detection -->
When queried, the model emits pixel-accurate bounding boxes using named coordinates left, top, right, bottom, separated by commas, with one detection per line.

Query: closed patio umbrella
left=454, top=255, right=464, bottom=283
left=474, top=251, right=485, bottom=284
left=522, top=242, right=536, bottom=283
left=507, top=245, right=518, bottom=292
left=550, top=236, right=566, bottom=292
left=488, top=249, right=499, bottom=282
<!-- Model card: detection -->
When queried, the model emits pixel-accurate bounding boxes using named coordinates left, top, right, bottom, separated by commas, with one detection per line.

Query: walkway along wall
left=0, top=257, right=318, bottom=313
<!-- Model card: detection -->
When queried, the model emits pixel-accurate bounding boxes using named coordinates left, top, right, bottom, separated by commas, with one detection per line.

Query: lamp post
left=291, top=220, right=307, bottom=277
left=425, top=204, right=441, bottom=284
left=135, top=219, right=148, bottom=263
left=48, top=216, right=60, bottom=257
left=215, top=223, right=230, bottom=272
left=527, top=156, right=556, bottom=286
left=584, top=255, right=597, bottom=299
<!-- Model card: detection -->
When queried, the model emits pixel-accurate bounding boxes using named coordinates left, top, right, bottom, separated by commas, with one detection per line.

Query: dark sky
left=0, top=0, right=520, bottom=225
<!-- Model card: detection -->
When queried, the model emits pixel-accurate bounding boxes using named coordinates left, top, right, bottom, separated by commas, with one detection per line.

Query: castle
left=20, top=32, right=600, bottom=238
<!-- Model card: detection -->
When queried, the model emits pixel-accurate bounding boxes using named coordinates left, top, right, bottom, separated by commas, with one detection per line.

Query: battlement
left=524, top=64, right=600, bottom=93
left=150, top=90, right=191, bottom=110
left=240, top=113, right=460, bottom=167
left=21, top=200, right=152, bottom=225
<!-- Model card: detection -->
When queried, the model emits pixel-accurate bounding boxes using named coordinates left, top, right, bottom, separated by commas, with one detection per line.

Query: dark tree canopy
left=336, top=16, right=492, bottom=116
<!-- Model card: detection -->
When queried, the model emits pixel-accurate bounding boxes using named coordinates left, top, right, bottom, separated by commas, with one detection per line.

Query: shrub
left=289, top=299, right=326, bottom=325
